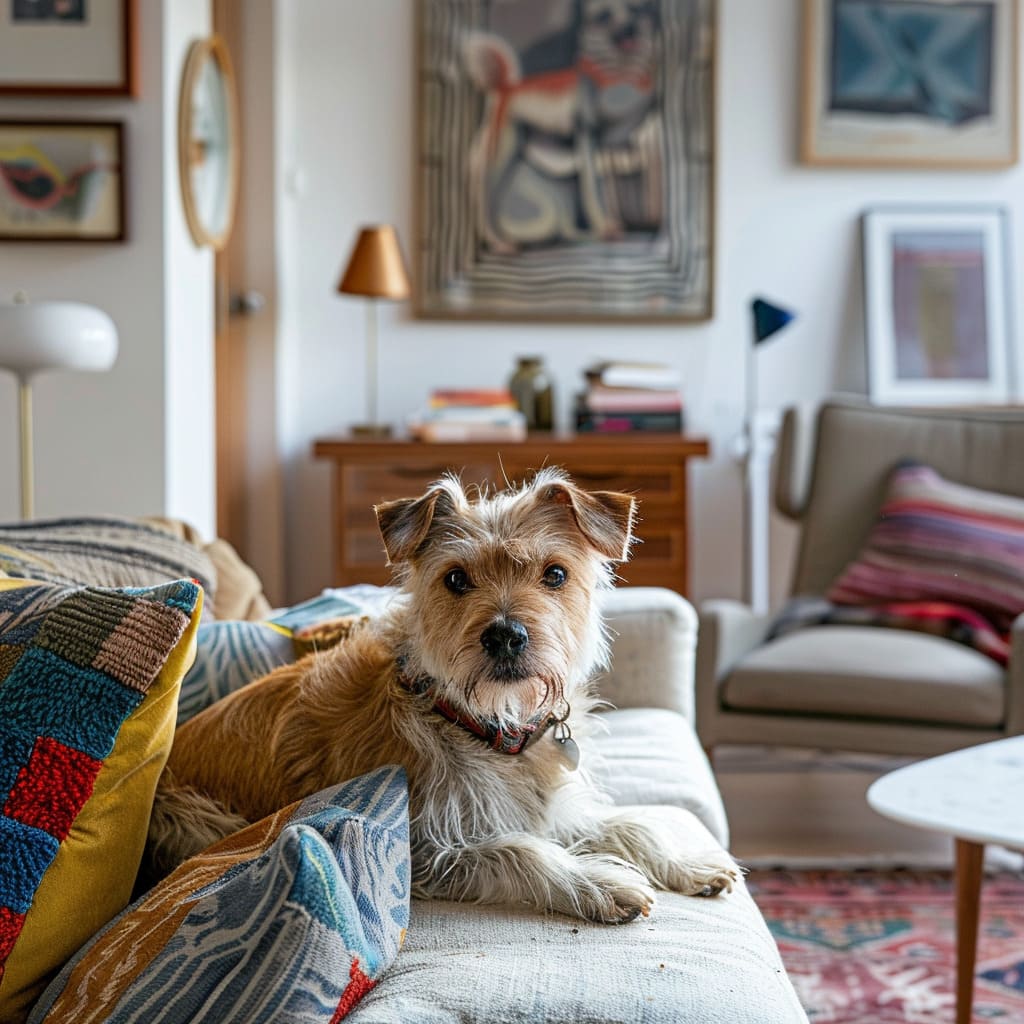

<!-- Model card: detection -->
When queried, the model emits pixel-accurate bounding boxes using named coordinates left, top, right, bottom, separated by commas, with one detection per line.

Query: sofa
left=0, top=517, right=807, bottom=1023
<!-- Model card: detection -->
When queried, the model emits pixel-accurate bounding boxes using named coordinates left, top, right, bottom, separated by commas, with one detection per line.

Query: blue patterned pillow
left=177, top=588, right=399, bottom=725
left=28, top=766, right=410, bottom=1024
left=175, top=621, right=294, bottom=724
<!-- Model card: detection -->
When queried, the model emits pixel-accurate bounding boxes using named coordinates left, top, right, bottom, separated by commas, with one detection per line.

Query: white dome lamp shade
left=0, top=297, right=119, bottom=520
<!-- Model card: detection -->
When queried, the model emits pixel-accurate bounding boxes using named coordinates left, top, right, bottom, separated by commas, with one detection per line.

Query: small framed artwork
left=862, top=207, right=1013, bottom=405
left=0, top=120, right=126, bottom=242
left=416, top=0, right=715, bottom=322
left=0, top=0, right=137, bottom=96
left=802, top=0, right=1018, bottom=168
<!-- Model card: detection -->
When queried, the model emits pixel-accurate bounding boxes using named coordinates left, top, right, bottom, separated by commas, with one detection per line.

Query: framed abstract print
left=416, top=0, right=715, bottom=321
left=862, top=207, right=1013, bottom=405
left=802, top=0, right=1018, bottom=168
left=0, top=0, right=137, bottom=96
left=0, top=121, right=126, bottom=242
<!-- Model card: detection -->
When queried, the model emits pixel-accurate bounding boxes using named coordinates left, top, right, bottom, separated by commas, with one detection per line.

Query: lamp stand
left=731, top=347, right=781, bottom=616
left=351, top=298, right=391, bottom=437
left=742, top=410, right=779, bottom=616
left=18, top=378, right=33, bottom=520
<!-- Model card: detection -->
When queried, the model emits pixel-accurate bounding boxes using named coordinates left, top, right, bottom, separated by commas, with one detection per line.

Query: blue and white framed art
left=801, top=0, right=1018, bottom=168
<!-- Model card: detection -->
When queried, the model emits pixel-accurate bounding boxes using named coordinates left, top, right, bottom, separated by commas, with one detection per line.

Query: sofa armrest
left=595, top=587, right=698, bottom=722
left=144, top=517, right=272, bottom=621
left=695, top=600, right=772, bottom=742
left=1008, top=612, right=1024, bottom=735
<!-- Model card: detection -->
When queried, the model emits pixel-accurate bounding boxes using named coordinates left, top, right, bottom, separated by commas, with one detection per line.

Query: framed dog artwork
left=415, top=0, right=715, bottom=322
left=801, top=0, right=1019, bottom=168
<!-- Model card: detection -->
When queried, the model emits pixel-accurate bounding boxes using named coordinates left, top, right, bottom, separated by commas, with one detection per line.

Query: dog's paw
left=578, top=854, right=657, bottom=924
left=667, top=849, right=742, bottom=898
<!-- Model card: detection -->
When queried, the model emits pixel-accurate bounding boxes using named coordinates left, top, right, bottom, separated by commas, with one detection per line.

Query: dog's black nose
left=480, top=619, right=529, bottom=660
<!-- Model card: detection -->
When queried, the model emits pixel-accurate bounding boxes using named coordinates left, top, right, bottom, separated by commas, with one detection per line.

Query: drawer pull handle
left=569, top=472, right=621, bottom=483
left=391, top=466, right=452, bottom=478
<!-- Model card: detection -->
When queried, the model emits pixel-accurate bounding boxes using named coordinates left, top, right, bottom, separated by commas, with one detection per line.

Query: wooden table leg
left=955, top=838, right=985, bottom=1024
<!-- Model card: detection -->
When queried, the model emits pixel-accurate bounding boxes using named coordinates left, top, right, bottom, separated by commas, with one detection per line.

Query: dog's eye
left=444, top=568, right=472, bottom=595
left=542, top=565, right=568, bottom=589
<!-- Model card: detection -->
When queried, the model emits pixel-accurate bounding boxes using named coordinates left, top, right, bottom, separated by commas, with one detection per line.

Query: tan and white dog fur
left=148, top=468, right=738, bottom=924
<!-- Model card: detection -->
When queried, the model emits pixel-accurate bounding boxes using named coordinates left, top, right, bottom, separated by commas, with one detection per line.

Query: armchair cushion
left=722, top=625, right=1004, bottom=727
left=827, top=462, right=1024, bottom=632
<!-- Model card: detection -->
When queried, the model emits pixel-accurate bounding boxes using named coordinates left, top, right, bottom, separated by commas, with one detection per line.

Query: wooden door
left=212, top=0, right=284, bottom=604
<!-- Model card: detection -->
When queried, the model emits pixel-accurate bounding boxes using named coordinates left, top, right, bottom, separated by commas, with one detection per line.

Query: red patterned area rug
left=747, top=869, right=1024, bottom=1023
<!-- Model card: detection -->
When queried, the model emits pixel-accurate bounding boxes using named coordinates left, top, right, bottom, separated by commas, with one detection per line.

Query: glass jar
left=508, top=356, right=554, bottom=431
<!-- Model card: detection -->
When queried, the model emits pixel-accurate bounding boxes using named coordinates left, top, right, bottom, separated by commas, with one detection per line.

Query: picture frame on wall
left=862, top=206, right=1013, bottom=405
left=0, top=0, right=137, bottom=96
left=416, top=0, right=715, bottom=322
left=0, top=120, right=126, bottom=242
left=801, top=0, right=1018, bottom=168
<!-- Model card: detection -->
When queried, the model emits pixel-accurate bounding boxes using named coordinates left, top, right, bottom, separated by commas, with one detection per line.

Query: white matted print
left=862, top=207, right=1013, bottom=405
left=801, top=0, right=1018, bottom=168
left=0, top=0, right=135, bottom=96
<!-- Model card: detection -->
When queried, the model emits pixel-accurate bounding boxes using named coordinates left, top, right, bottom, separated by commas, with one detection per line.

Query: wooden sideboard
left=312, top=435, right=709, bottom=596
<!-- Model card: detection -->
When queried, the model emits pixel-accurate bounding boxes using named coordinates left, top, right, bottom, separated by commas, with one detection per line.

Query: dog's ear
left=375, top=478, right=463, bottom=564
left=542, top=481, right=636, bottom=561
left=375, top=491, right=440, bottom=565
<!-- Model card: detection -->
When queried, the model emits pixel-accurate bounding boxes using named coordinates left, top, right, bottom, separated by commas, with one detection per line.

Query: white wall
left=274, top=0, right=1024, bottom=606
left=0, top=1, right=215, bottom=535
left=6, top=1, right=1022, bottom=605
left=163, top=0, right=216, bottom=536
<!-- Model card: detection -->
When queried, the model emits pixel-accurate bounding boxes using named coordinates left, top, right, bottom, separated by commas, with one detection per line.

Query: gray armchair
left=696, top=396, right=1024, bottom=759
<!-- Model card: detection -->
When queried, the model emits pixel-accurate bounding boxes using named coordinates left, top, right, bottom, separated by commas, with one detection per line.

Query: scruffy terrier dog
left=149, top=468, right=738, bottom=923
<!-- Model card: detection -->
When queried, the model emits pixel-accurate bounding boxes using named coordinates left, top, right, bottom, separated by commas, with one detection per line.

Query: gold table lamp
left=336, top=225, right=411, bottom=437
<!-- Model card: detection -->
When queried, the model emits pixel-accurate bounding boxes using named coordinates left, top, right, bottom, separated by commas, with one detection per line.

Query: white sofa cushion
left=591, top=707, right=730, bottom=847
left=344, top=807, right=807, bottom=1024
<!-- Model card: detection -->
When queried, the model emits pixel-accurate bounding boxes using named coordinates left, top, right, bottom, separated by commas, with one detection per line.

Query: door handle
left=228, top=290, right=267, bottom=316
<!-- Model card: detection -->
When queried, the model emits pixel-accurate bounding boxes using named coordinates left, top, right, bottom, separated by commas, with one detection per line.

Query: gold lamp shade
left=337, top=225, right=411, bottom=300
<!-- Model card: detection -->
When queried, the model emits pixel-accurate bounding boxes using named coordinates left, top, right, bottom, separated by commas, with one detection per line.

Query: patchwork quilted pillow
left=28, top=766, right=411, bottom=1024
left=177, top=587, right=396, bottom=724
left=828, top=461, right=1024, bottom=630
left=0, top=578, right=203, bottom=1023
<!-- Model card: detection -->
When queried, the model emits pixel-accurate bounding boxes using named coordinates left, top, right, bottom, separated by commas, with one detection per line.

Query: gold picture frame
left=801, top=0, right=1019, bottom=168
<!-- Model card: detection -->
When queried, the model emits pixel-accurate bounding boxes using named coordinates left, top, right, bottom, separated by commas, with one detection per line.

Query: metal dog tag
left=552, top=721, right=580, bottom=771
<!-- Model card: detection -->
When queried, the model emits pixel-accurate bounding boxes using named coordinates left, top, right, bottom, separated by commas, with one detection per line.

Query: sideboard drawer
left=341, top=461, right=494, bottom=506
left=502, top=461, right=683, bottom=509
left=314, top=436, right=709, bottom=595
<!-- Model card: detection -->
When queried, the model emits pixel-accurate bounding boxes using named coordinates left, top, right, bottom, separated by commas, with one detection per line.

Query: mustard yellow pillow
left=0, top=578, right=202, bottom=1023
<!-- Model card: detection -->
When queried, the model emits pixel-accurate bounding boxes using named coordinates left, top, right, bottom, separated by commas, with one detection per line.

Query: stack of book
left=407, top=389, right=527, bottom=442
left=575, top=361, right=684, bottom=433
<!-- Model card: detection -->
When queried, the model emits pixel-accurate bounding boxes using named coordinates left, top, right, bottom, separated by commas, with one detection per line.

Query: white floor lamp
left=735, top=297, right=796, bottom=615
left=0, top=296, right=119, bottom=519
